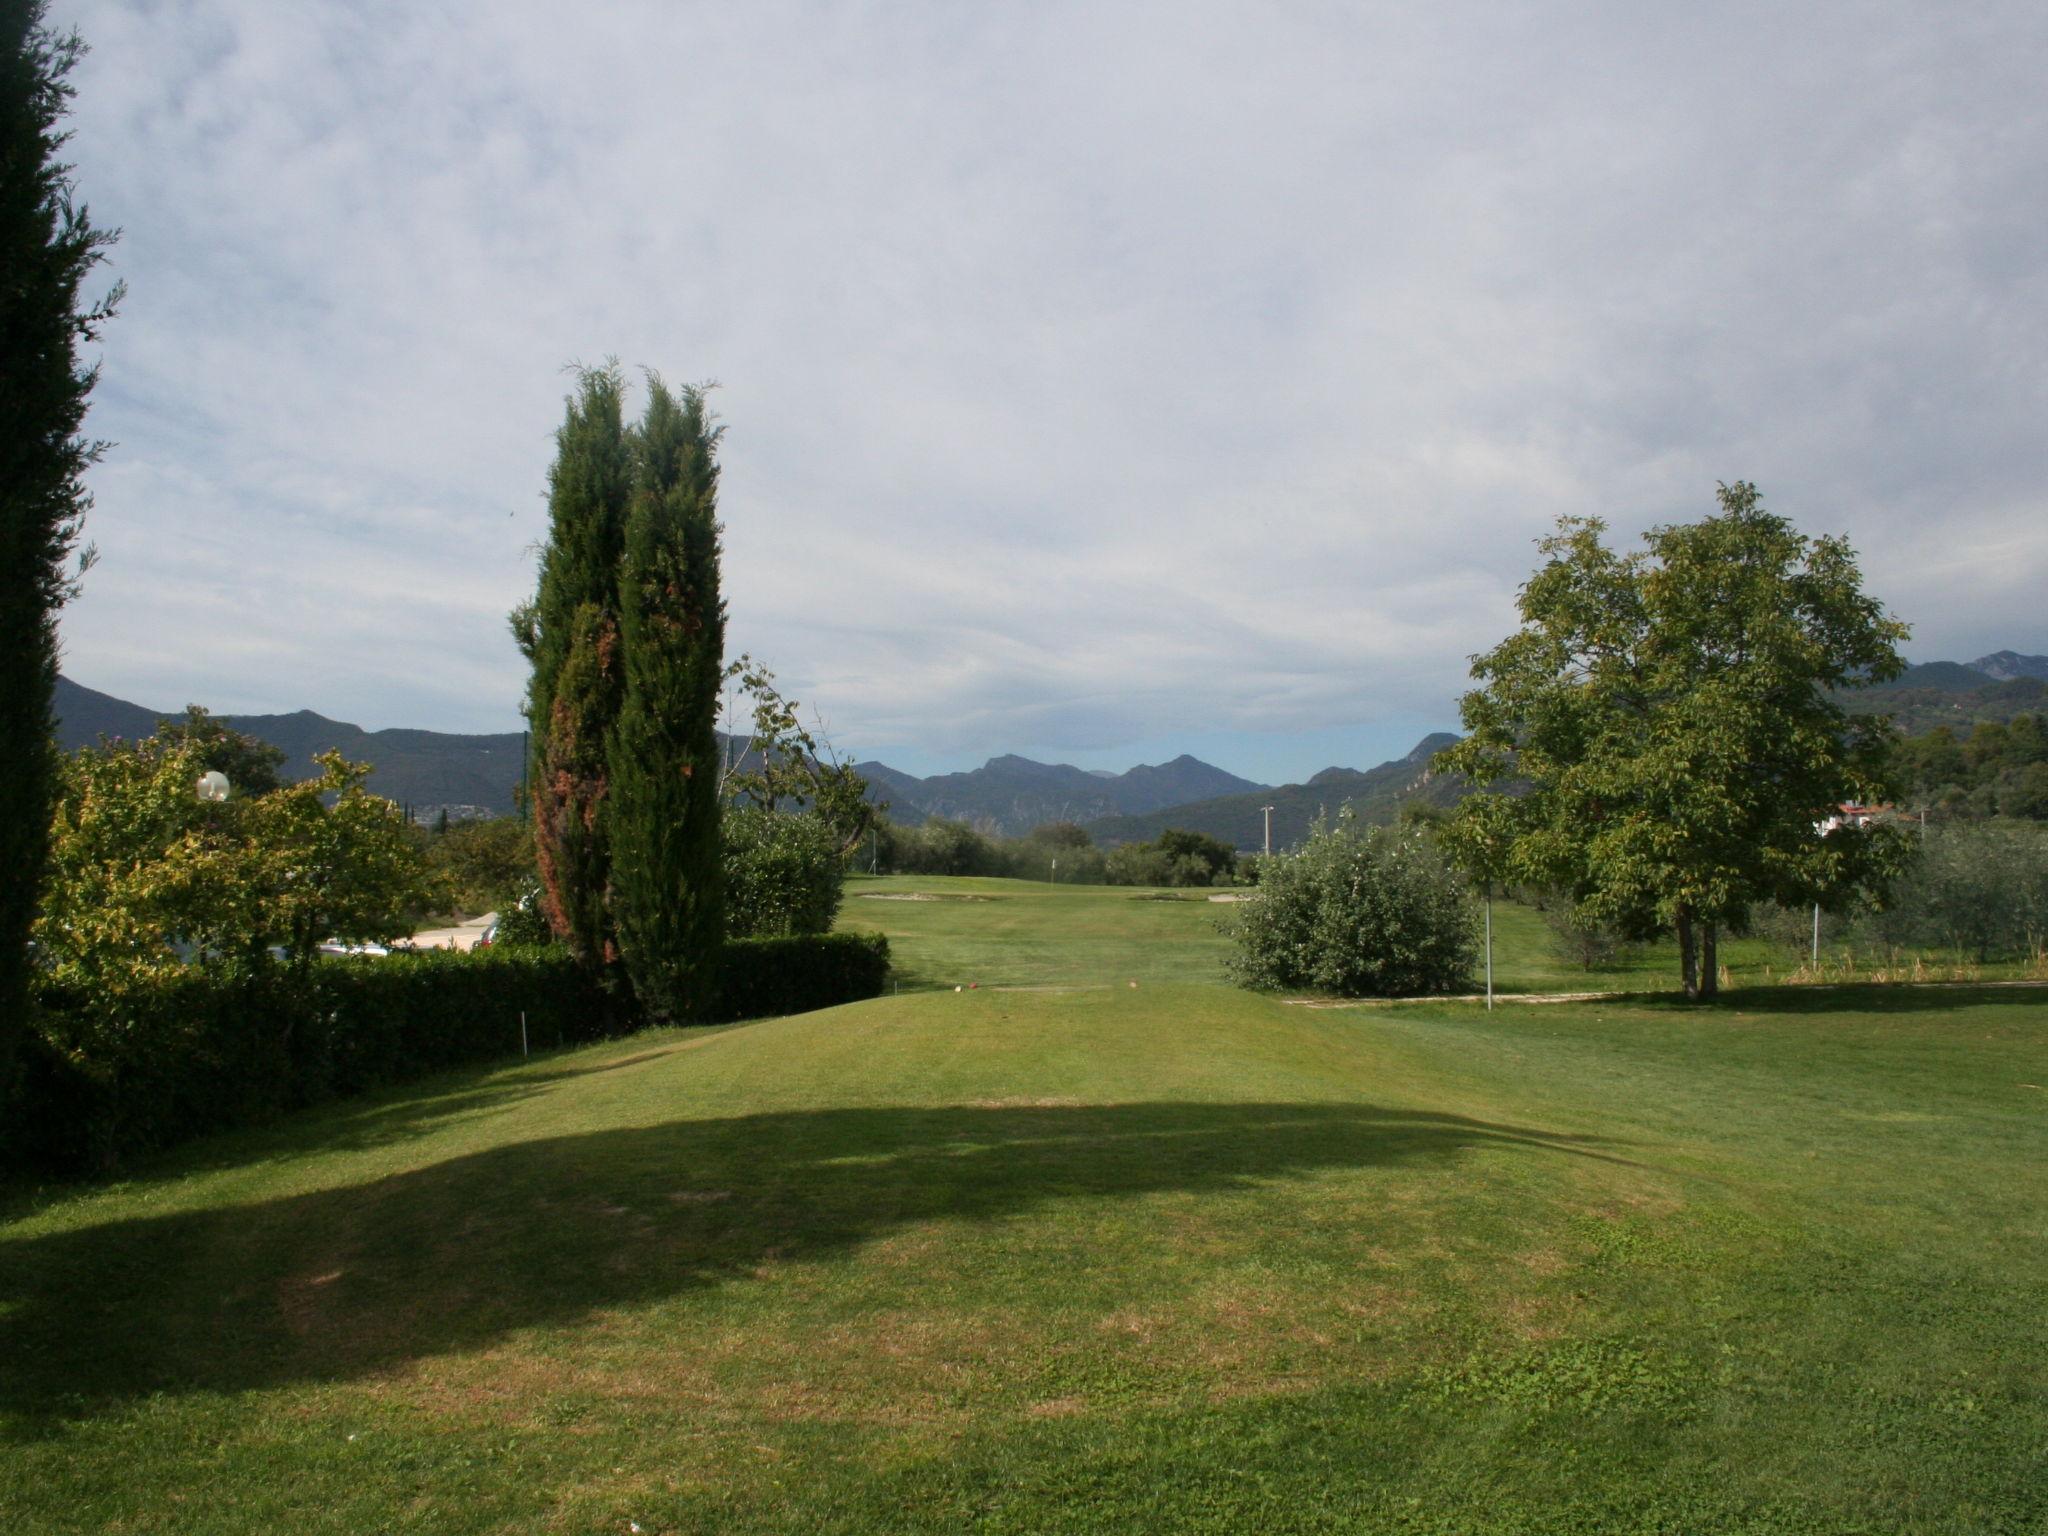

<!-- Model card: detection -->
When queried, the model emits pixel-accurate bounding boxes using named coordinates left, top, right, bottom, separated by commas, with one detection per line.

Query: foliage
left=1892, top=712, right=2048, bottom=820
left=492, top=878, right=556, bottom=947
left=34, top=733, right=433, bottom=1006
left=1527, top=890, right=1637, bottom=972
left=724, top=807, right=844, bottom=938
left=1227, top=813, right=1477, bottom=996
left=609, top=378, right=726, bottom=1021
left=713, top=931, right=891, bottom=1022
left=0, top=1, right=120, bottom=1105
left=151, top=705, right=286, bottom=796
left=424, top=814, right=535, bottom=917
left=873, top=817, right=1111, bottom=883
left=1105, top=827, right=1237, bottom=887
left=515, top=364, right=630, bottom=970
left=1860, top=821, right=2048, bottom=961
left=1437, top=483, right=1909, bottom=999
left=14, top=946, right=613, bottom=1172
left=720, top=655, right=880, bottom=856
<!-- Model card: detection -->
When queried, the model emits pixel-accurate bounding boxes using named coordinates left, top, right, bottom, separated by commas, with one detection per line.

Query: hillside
left=1841, top=664, right=2048, bottom=735
left=53, top=676, right=525, bottom=818
left=854, top=751, right=1265, bottom=835
left=1085, top=731, right=1462, bottom=850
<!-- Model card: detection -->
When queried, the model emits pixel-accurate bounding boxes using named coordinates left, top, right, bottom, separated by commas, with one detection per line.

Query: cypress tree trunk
left=521, top=367, right=630, bottom=974
left=0, top=5, right=118, bottom=1112
left=608, top=381, right=726, bottom=1021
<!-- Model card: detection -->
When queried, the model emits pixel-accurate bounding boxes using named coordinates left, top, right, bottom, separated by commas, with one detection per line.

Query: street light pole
left=1262, top=805, right=1274, bottom=858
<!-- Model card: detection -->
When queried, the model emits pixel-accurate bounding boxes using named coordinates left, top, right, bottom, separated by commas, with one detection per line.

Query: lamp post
left=1262, top=805, right=1275, bottom=857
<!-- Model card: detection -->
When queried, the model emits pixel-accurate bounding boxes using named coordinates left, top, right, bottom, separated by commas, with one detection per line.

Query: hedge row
left=10, top=931, right=890, bottom=1175
left=715, top=931, right=892, bottom=1021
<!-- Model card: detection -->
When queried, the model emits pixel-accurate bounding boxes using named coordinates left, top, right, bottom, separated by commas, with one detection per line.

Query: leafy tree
left=153, top=705, right=286, bottom=796
left=1437, top=483, right=1908, bottom=998
left=513, top=366, right=630, bottom=971
left=1, top=1, right=120, bottom=1102
left=426, top=815, right=536, bottom=916
left=1227, top=813, right=1476, bottom=996
left=34, top=734, right=432, bottom=997
left=608, top=379, right=726, bottom=1020
left=720, top=655, right=881, bottom=855
left=1103, top=828, right=1236, bottom=887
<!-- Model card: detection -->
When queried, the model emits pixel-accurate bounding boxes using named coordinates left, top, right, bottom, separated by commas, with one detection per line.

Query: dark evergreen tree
left=511, top=366, right=629, bottom=972
left=1, top=2, right=119, bottom=1105
left=608, top=380, right=726, bottom=1019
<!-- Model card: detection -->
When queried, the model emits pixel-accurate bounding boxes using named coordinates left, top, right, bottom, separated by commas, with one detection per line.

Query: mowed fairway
left=4, top=887, right=2046, bottom=1533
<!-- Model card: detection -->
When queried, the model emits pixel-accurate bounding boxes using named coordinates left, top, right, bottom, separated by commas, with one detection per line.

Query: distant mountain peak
left=1969, top=650, right=2048, bottom=682
left=1405, top=732, right=1459, bottom=763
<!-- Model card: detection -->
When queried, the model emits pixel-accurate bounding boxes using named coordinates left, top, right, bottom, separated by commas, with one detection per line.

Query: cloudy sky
left=52, top=0, right=2048, bottom=783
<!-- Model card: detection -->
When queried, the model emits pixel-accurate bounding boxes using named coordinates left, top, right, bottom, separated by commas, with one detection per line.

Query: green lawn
left=5, top=884, right=2046, bottom=1533
left=838, top=873, right=1834, bottom=996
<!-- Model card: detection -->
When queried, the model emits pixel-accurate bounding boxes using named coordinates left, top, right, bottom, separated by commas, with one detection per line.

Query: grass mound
left=5, top=972, right=2046, bottom=1532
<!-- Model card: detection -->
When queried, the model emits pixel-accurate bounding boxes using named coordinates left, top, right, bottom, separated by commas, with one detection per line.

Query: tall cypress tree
left=1, top=3, right=119, bottom=1105
left=608, top=380, right=726, bottom=1020
left=513, top=366, right=630, bottom=972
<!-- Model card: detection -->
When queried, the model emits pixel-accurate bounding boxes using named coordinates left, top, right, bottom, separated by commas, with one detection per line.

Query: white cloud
left=50, top=0, right=2048, bottom=779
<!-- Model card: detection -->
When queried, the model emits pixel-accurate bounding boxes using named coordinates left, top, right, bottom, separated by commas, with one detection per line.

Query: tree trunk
left=1700, top=923, right=1719, bottom=1000
left=1677, top=909, right=1699, bottom=999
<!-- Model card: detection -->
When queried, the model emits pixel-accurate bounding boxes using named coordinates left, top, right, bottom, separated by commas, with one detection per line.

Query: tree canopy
left=1436, top=482, right=1908, bottom=998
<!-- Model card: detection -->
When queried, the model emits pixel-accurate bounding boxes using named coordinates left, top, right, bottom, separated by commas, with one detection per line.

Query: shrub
left=714, top=932, right=891, bottom=1021
left=724, top=807, right=844, bottom=937
left=1227, top=814, right=1476, bottom=996
left=493, top=878, right=556, bottom=946
left=1862, top=821, right=2048, bottom=960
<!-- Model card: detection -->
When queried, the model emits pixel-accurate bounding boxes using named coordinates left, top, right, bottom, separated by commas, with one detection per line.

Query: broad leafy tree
left=720, top=655, right=882, bottom=856
left=1437, top=483, right=1908, bottom=999
left=608, top=380, right=726, bottom=1020
left=513, top=366, right=630, bottom=972
left=1, top=2, right=120, bottom=1101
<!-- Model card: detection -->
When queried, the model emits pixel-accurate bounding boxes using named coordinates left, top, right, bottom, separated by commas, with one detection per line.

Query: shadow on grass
left=0, top=1100, right=1627, bottom=1435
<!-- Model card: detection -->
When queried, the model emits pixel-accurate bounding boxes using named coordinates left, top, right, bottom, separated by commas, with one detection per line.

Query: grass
left=834, top=872, right=1967, bottom=997
left=4, top=881, right=2046, bottom=1533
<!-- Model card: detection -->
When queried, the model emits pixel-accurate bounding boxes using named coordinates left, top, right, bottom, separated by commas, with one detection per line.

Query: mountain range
left=1084, top=734, right=1462, bottom=851
left=859, top=753, right=1265, bottom=835
left=53, top=676, right=526, bottom=819
left=49, top=646, right=2044, bottom=845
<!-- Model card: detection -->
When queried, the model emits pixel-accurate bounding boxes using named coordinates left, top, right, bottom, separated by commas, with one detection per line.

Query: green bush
left=493, top=878, right=556, bottom=946
left=725, top=807, right=844, bottom=937
left=1227, top=815, right=1476, bottom=996
left=714, top=932, right=891, bottom=1021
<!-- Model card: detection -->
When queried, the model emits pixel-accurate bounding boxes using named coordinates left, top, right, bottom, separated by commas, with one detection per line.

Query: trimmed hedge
left=9, top=933, right=892, bottom=1175
left=12, top=949, right=615, bottom=1174
left=714, top=931, right=891, bottom=1021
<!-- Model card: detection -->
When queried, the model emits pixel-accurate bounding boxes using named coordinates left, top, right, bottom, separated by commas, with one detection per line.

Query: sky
left=49, top=0, right=2048, bottom=785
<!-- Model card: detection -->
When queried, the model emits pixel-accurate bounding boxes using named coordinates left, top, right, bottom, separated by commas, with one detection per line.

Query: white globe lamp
left=196, top=770, right=230, bottom=803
